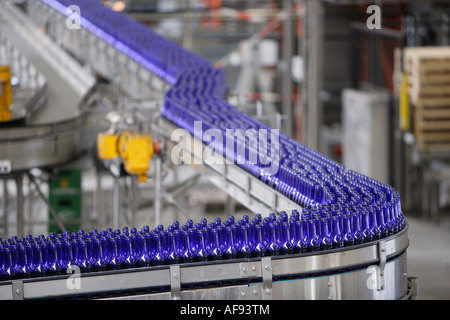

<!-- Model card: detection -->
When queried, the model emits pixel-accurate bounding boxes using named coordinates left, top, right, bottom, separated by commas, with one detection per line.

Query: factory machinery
left=0, top=0, right=417, bottom=300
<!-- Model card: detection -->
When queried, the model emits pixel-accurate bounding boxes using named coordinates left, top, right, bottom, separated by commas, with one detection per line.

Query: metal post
left=95, top=171, right=103, bottom=230
left=15, top=175, right=23, bottom=238
left=26, top=176, right=33, bottom=232
left=154, top=156, right=162, bottom=227
left=2, top=179, right=8, bottom=237
left=282, top=0, right=293, bottom=137
left=183, top=0, right=194, bottom=51
left=303, top=0, right=323, bottom=151
left=129, top=175, right=138, bottom=228
left=113, top=177, right=120, bottom=230
left=410, top=277, right=419, bottom=300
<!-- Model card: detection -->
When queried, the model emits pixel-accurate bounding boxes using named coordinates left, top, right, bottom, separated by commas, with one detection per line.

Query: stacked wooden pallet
left=403, top=47, right=450, bottom=153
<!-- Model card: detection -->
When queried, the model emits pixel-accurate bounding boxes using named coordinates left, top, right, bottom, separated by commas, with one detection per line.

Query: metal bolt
left=381, top=248, right=386, bottom=253
left=265, top=265, right=270, bottom=271
left=15, top=289, right=20, bottom=295
left=253, top=289, right=258, bottom=295
left=242, top=267, right=247, bottom=273
left=328, top=282, right=332, bottom=287
left=328, top=296, right=333, bottom=300
left=173, top=274, right=178, bottom=279
left=251, top=266, right=256, bottom=271
left=265, top=289, right=271, bottom=295
left=241, top=291, right=246, bottom=297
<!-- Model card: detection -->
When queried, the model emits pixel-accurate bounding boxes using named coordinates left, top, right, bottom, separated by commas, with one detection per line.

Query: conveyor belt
left=0, top=0, right=411, bottom=299
left=0, top=226, right=409, bottom=300
left=33, top=0, right=405, bottom=228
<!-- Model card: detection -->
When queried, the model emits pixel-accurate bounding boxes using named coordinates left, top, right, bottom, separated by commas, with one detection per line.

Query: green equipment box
left=48, top=170, right=82, bottom=234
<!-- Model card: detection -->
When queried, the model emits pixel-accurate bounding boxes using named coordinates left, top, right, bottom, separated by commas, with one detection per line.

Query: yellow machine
left=97, top=131, right=155, bottom=182
left=0, top=65, right=13, bottom=122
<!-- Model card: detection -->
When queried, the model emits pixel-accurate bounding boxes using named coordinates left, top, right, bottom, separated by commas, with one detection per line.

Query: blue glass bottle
left=7, top=244, right=17, bottom=279
left=3, top=245, right=13, bottom=280
left=99, top=234, right=109, bottom=269
left=279, top=211, right=288, bottom=223
left=120, top=231, right=132, bottom=268
left=163, top=230, right=175, bottom=265
left=291, top=209, right=300, bottom=221
left=142, top=225, right=150, bottom=234
left=174, top=230, right=189, bottom=263
left=331, top=216, right=344, bottom=248
left=152, top=231, right=165, bottom=265
left=45, top=241, right=59, bottom=276
left=230, top=224, right=243, bottom=258
left=183, top=219, right=194, bottom=231
left=287, top=219, right=297, bottom=252
left=361, top=210, right=374, bottom=243
left=352, top=213, right=364, bottom=244
left=279, top=222, right=293, bottom=255
left=31, top=242, right=45, bottom=278
left=253, top=224, right=266, bottom=257
left=308, top=218, right=321, bottom=252
left=187, top=228, right=200, bottom=262
left=223, top=226, right=236, bottom=260
left=369, top=209, right=381, bottom=240
left=383, top=205, right=394, bottom=236
left=142, top=231, right=154, bottom=266
left=225, top=215, right=235, bottom=227
left=89, top=237, right=104, bottom=272
left=293, top=220, right=306, bottom=253
left=216, top=225, right=227, bottom=258
left=196, top=229, right=207, bottom=262
left=77, top=240, right=91, bottom=273
left=240, top=224, right=253, bottom=258
left=320, top=218, right=332, bottom=250
left=267, top=222, right=281, bottom=255
left=209, top=227, right=223, bottom=260
left=0, top=243, right=5, bottom=281
left=376, top=207, right=388, bottom=238
left=253, top=213, right=262, bottom=224
left=342, top=214, right=355, bottom=247
left=166, top=230, right=180, bottom=264
left=108, top=234, right=120, bottom=270
left=55, top=240, right=67, bottom=273
left=134, top=230, right=147, bottom=267
left=269, top=212, right=277, bottom=223
left=17, top=244, right=32, bottom=278
left=203, top=225, right=215, bottom=261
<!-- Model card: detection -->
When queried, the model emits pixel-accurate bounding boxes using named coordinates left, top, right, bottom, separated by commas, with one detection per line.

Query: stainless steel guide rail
left=0, top=226, right=411, bottom=300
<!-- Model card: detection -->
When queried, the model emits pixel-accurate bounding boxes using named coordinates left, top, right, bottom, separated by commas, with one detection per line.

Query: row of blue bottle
left=0, top=208, right=405, bottom=281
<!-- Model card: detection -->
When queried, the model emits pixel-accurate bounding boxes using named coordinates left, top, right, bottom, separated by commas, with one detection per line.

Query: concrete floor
left=406, top=213, right=450, bottom=300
